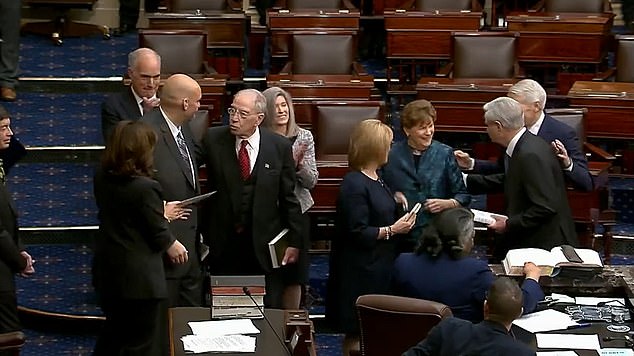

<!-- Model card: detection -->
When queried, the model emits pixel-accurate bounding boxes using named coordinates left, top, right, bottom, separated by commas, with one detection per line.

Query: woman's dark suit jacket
left=92, top=171, right=175, bottom=299
left=392, top=252, right=544, bottom=322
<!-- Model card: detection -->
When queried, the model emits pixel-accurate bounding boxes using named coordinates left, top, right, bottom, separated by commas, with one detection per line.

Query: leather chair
left=437, top=32, right=522, bottom=80
left=537, top=0, right=611, bottom=13
left=188, top=109, right=211, bottom=145
left=138, top=30, right=216, bottom=77
left=21, top=0, right=109, bottom=46
left=355, top=295, right=453, bottom=356
left=280, top=34, right=366, bottom=76
left=0, top=331, right=25, bottom=356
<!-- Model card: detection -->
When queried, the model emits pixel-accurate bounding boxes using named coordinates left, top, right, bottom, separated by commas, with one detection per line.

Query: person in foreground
left=101, top=48, right=161, bottom=142
left=198, top=89, right=304, bottom=308
left=262, top=87, right=318, bottom=309
left=465, top=97, right=577, bottom=258
left=454, top=79, right=592, bottom=192
left=0, top=105, right=34, bottom=355
left=392, top=207, right=543, bottom=322
left=92, top=121, right=188, bottom=356
left=382, top=99, right=470, bottom=251
left=402, top=277, right=537, bottom=356
left=327, top=119, right=416, bottom=355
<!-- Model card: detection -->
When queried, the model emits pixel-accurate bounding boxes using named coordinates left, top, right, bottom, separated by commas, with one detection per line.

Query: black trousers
left=93, top=297, right=167, bottom=356
left=118, top=0, right=160, bottom=28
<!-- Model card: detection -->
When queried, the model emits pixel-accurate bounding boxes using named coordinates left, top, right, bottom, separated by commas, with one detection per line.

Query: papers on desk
left=536, top=334, right=601, bottom=350
left=182, top=318, right=260, bottom=353
left=513, top=309, right=578, bottom=332
left=536, top=352, right=578, bottom=356
left=575, top=297, right=625, bottom=306
left=536, top=348, right=634, bottom=356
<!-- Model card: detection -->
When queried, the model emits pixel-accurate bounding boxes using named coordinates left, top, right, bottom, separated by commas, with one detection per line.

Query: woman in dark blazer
left=326, top=119, right=416, bottom=355
left=391, top=207, right=544, bottom=323
left=92, top=121, right=188, bottom=356
left=382, top=99, right=470, bottom=252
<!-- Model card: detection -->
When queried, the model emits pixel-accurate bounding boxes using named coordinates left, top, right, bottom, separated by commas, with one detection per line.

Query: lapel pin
left=264, top=163, right=270, bottom=169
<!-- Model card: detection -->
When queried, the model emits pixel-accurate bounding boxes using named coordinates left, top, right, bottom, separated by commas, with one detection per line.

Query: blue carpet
left=22, top=328, right=96, bottom=356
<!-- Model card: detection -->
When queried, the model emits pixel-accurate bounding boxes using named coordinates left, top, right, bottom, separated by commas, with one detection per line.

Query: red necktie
left=238, top=140, right=250, bottom=180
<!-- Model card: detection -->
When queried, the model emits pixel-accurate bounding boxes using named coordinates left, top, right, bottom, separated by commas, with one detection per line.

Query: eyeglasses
left=227, top=107, right=259, bottom=119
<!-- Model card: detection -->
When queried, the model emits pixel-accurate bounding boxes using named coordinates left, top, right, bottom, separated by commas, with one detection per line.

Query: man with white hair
left=455, top=79, right=592, bottom=192
left=465, top=97, right=577, bottom=259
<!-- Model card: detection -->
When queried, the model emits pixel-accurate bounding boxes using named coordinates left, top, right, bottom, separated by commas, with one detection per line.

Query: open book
left=268, top=228, right=289, bottom=269
left=502, top=246, right=603, bottom=277
left=470, top=209, right=507, bottom=225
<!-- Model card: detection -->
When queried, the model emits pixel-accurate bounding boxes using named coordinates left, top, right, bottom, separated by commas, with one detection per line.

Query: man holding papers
left=465, top=97, right=577, bottom=260
left=402, top=277, right=535, bottom=356
left=142, top=74, right=204, bottom=307
left=198, top=89, right=303, bottom=309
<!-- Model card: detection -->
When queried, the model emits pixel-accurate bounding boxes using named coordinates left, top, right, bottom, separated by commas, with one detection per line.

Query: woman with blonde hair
left=262, top=87, right=317, bottom=309
left=326, top=119, right=416, bottom=354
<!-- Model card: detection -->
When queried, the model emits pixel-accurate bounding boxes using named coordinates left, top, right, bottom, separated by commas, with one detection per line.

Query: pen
left=567, top=323, right=591, bottom=329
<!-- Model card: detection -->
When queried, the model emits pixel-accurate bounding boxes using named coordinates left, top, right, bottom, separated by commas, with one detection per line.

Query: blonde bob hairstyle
left=348, top=119, right=393, bottom=171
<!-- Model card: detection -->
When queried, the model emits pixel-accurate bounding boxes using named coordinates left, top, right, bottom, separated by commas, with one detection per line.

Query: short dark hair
left=416, top=207, right=474, bottom=259
left=487, top=277, right=524, bottom=324
left=400, top=99, right=437, bottom=129
left=0, top=104, right=10, bottom=120
left=101, top=121, right=157, bottom=177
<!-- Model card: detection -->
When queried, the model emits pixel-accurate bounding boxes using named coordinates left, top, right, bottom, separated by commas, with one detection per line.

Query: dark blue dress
left=326, top=170, right=400, bottom=334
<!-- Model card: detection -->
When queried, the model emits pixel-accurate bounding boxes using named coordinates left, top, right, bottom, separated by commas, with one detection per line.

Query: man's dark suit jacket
left=198, top=126, right=303, bottom=273
left=467, top=131, right=578, bottom=253
left=0, top=174, right=27, bottom=294
left=474, top=114, right=593, bottom=192
left=101, top=87, right=144, bottom=142
left=142, top=110, right=200, bottom=279
left=402, top=319, right=535, bottom=356
left=92, top=171, right=175, bottom=300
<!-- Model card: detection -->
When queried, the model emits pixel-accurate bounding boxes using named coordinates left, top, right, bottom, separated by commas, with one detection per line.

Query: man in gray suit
left=142, top=74, right=203, bottom=307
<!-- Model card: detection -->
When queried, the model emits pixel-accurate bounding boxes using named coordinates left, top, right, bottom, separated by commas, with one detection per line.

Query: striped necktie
left=0, top=158, right=5, bottom=185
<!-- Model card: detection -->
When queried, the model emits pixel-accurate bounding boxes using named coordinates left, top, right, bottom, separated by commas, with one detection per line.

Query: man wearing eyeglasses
left=198, top=89, right=303, bottom=309
left=101, top=48, right=162, bottom=143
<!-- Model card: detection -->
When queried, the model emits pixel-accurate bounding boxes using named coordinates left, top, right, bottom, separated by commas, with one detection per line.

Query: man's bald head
left=160, top=74, right=202, bottom=126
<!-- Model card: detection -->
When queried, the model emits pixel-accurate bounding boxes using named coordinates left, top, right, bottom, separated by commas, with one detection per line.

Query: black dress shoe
left=113, top=24, right=134, bottom=37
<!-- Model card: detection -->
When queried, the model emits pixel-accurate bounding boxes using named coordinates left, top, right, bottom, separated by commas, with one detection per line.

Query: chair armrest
left=530, top=0, right=545, bottom=11
left=592, top=68, right=615, bottom=81
left=584, top=142, right=616, bottom=161
left=352, top=62, right=368, bottom=76
left=227, top=0, right=242, bottom=10
left=279, top=61, right=293, bottom=75
left=435, top=62, right=453, bottom=77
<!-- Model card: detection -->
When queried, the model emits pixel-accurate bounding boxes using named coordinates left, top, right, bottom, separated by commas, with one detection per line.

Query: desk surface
left=169, top=308, right=288, bottom=356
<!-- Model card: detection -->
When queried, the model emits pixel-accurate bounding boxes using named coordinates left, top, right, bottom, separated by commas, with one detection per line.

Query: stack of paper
left=513, top=309, right=578, bottom=332
left=182, top=318, right=261, bottom=353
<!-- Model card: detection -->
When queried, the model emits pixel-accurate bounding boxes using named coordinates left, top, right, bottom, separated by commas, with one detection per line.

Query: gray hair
left=262, top=87, right=299, bottom=137
left=483, top=97, right=524, bottom=130
left=508, top=79, right=547, bottom=110
left=128, top=48, right=161, bottom=69
left=236, top=89, right=267, bottom=115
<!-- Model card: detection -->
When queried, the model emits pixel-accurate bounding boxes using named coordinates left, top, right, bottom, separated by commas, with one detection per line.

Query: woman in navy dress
left=382, top=99, right=470, bottom=252
left=326, top=119, right=416, bottom=355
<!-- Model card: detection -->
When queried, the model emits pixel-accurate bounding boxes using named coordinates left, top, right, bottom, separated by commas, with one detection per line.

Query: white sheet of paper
left=536, top=352, right=578, bottom=356
left=600, top=348, right=634, bottom=356
left=513, top=309, right=578, bottom=333
left=550, top=293, right=575, bottom=304
left=181, top=334, right=256, bottom=353
left=188, top=318, right=260, bottom=337
left=575, top=297, right=625, bottom=306
left=536, top=334, right=601, bottom=350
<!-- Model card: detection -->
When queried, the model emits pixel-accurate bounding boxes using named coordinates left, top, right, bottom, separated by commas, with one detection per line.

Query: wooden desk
left=568, top=81, right=634, bottom=139
left=147, top=11, right=247, bottom=78
left=506, top=12, right=614, bottom=64
left=416, top=78, right=517, bottom=132
left=267, top=9, right=360, bottom=69
left=169, top=307, right=288, bottom=356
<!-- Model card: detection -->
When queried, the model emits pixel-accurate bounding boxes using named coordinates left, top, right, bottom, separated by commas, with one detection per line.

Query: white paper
left=181, top=334, right=256, bottom=353
left=188, top=318, right=260, bottom=337
left=536, top=352, right=578, bottom=356
left=550, top=293, right=576, bottom=304
left=536, top=334, right=601, bottom=350
left=471, top=208, right=507, bottom=225
left=575, top=297, right=625, bottom=306
left=513, top=309, right=578, bottom=332
left=600, top=348, right=634, bottom=356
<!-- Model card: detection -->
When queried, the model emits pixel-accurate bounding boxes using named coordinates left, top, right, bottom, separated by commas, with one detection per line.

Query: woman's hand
left=423, top=199, right=456, bottom=213
left=391, top=211, right=416, bottom=235
left=394, top=191, right=409, bottom=211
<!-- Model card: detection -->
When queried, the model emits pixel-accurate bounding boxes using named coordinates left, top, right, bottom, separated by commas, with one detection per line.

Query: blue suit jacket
left=392, top=252, right=544, bottom=322
left=474, top=114, right=592, bottom=191
left=402, top=319, right=536, bottom=356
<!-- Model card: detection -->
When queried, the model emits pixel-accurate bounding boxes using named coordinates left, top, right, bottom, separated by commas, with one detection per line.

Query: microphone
left=242, top=287, right=292, bottom=356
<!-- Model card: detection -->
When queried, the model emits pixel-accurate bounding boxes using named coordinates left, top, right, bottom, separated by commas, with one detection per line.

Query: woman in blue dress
left=326, top=119, right=417, bottom=355
left=382, top=99, right=470, bottom=252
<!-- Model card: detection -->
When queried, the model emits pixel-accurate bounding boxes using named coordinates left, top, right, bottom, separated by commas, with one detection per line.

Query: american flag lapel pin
left=264, top=163, right=270, bottom=169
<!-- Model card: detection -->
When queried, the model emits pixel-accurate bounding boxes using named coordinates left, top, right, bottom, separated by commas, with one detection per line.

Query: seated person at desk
left=392, top=207, right=544, bottom=322
left=402, top=277, right=536, bottom=356
left=454, top=79, right=592, bottom=192
left=382, top=99, right=470, bottom=252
